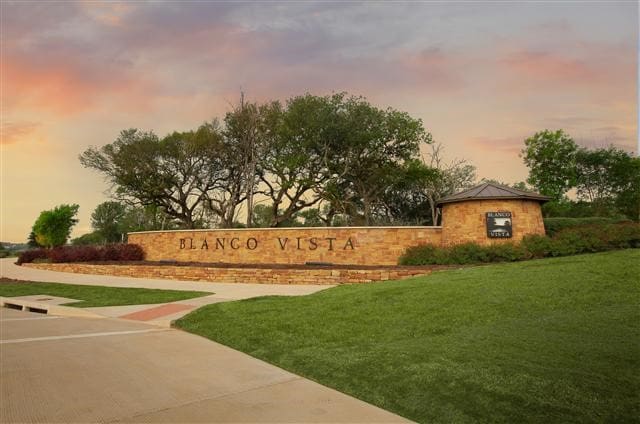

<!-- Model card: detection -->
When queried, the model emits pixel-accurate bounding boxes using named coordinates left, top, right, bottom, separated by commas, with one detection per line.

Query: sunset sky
left=1, top=1, right=637, bottom=242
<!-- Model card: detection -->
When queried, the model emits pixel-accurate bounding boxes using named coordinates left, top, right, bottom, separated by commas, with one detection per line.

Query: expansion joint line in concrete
left=0, top=316, right=64, bottom=322
left=104, top=376, right=303, bottom=424
left=0, top=328, right=169, bottom=344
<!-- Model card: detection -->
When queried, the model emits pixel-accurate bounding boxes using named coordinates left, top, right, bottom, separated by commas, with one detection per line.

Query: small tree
left=612, top=155, right=640, bottom=221
left=521, top=129, right=578, bottom=201
left=91, top=201, right=127, bottom=243
left=223, top=93, right=269, bottom=228
left=27, top=231, right=42, bottom=248
left=422, top=143, right=477, bottom=225
left=119, top=205, right=182, bottom=233
left=32, top=204, right=80, bottom=248
left=575, top=146, right=640, bottom=220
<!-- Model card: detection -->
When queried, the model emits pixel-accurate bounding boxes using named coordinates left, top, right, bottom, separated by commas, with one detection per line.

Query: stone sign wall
left=441, top=199, right=545, bottom=246
left=127, top=226, right=443, bottom=266
left=128, top=195, right=548, bottom=266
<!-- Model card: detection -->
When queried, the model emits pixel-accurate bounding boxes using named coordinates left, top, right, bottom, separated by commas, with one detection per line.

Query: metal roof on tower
left=436, top=182, right=551, bottom=206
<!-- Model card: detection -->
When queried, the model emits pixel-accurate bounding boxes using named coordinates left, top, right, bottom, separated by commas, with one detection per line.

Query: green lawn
left=0, top=280, right=212, bottom=307
left=176, top=250, right=640, bottom=423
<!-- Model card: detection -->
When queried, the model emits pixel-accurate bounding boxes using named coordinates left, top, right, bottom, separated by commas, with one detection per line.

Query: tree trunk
left=363, top=197, right=372, bottom=226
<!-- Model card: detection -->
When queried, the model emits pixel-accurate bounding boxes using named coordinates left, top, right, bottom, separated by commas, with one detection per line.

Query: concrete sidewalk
left=1, top=257, right=334, bottom=326
left=0, top=257, right=332, bottom=298
left=1, top=308, right=409, bottom=423
left=0, top=261, right=409, bottom=422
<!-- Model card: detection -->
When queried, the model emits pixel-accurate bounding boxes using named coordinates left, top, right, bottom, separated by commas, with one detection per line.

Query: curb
left=0, top=296, right=105, bottom=319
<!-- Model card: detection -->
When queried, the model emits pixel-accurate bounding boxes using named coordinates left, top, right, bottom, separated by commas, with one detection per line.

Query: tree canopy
left=521, top=129, right=578, bottom=201
left=80, top=92, right=435, bottom=228
left=80, top=124, right=227, bottom=229
left=32, top=204, right=79, bottom=248
left=521, top=129, right=639, bottom=221
left=73, top=203, right=182, bottom=246
left=91, top=201, right=127, bottom=243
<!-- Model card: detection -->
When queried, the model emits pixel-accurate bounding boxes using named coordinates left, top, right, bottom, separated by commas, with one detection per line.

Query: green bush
left=400, top=244, right=445, bottom=265
left=543, top=217, right=627, bottom=237
left=399, top=222, right=639, bottom=265
left=548, top=223, right=640, bottom=256
left=486, top=242, right=529, bottom=262
left=520, top=235, right=553, bottom=258
left=448, top=243, right=490, bottom=264
left=548, top=230, right=587, bottom=256
left=606, top=222, right=640, bottom=248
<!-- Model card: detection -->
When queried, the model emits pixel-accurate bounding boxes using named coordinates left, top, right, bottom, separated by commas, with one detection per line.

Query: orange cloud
left=1, top=53, right=157, bottom=116
left=0, top=121, right=41, bottom=145
left=467, top=136, right=525, bottom=155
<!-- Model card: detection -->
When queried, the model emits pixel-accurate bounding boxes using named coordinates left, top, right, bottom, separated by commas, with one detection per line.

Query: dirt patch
left=0, top=277, right=33, bottom=284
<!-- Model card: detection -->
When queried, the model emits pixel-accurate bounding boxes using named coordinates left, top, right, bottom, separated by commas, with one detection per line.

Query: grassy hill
left=176, top=250, right=640, bottom=423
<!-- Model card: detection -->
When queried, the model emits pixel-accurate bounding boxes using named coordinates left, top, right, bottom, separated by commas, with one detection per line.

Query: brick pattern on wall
left=128, top=227, right=443, bottom=266
left=23, top=263, right=433, bottom=285
left=441, top=199, right=545, bottom=246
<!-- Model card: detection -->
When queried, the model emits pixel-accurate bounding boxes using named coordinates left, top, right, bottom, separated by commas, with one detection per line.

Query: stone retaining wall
left=23, top=263, right=432, bottom=285
left=128, top=227, right=443, bottom=266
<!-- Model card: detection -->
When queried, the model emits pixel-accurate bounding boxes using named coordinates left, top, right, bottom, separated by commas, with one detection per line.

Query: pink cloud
left=398, top=47, right=464, bottom=91
left=503, top=51, right=599, bottom=83
left=498, top=39, right=635, bottom=98
left=79, top=1, right=135, bottom=27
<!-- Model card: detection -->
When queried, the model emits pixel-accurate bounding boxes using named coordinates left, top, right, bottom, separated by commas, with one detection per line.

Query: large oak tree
left=80, top=124, right=228, bottom=229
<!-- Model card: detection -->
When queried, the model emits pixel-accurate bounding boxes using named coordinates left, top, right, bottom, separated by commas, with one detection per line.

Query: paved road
left=1, top=307, right=408, bottom=423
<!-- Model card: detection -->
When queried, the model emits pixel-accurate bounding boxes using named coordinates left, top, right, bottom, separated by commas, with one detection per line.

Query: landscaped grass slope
left=177, top=250, right=640, bottom=423
left=0, top=279, right=211, bottom=307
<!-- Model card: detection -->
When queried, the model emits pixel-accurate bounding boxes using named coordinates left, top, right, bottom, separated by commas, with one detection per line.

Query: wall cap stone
left=128, top=226, right=443, bottom=235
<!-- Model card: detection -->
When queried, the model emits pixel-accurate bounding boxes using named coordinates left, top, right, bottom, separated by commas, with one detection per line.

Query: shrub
left=543, top=217, right=628, bottom=237
left=448, top=243, right=490, bottom=264
left=49, top=246, right=101, bottom=263
left=17, top=244, right=144, bottom=264
left=399, top=222, right=640, bottom=265
left=486, top=242, right=529, bottom=262
left=400, top=244, right=445, bottom=265
left=549, top=223, right=640, bottom=256
left=606, top=222, right=640, bottom=248
left=520, top=235, right=553, bottom=258
left=16, top=249, right=49, bottom=265
left=115, top=244, right=145, bottom=261
left=99, top=244, right=121, bottom=261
